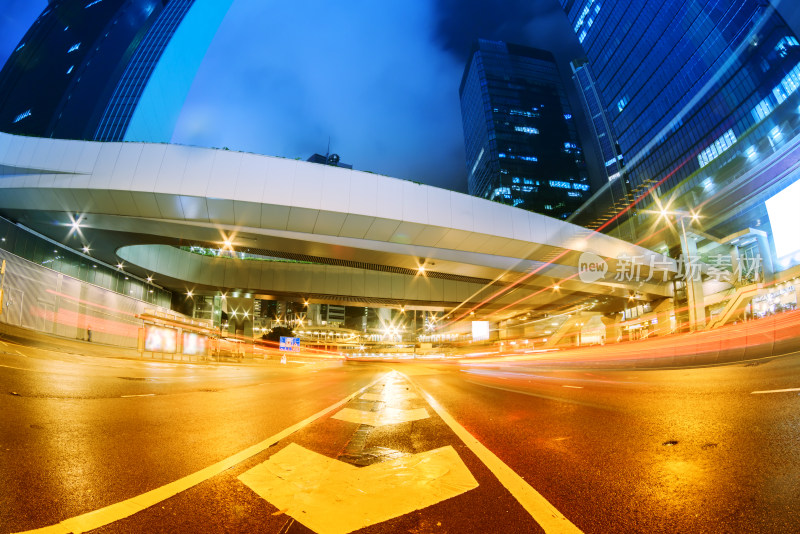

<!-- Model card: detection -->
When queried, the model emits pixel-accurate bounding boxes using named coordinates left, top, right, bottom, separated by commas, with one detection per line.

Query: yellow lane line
left=403, top=373, right=583, bottom=534
left=13, top=372, right=391, bottom=534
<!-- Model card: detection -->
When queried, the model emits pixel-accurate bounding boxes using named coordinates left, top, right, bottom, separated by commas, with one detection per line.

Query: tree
left=262, top=326, right=294, bottom=342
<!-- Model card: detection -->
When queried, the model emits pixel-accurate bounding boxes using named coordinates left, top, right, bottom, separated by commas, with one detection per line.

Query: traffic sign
left=279, top=336, right=300, bottom=351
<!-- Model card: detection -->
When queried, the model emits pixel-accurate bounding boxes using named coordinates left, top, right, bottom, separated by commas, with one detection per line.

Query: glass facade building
left=0, top=0, right=230, bottom=143
left=0, top=0, right=166, bottom=140
left=571, top=58, right=624, bottom=183
left=459, top=40, right=590, bottom=219
left=94, top=0, right=197, bottom=141
left=0, top=216, right=171, bottom=308
left=561, top=0, right=800, bottom=252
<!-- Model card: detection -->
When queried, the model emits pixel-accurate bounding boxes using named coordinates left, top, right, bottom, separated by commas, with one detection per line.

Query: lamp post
left=0, top=259, right=6, bottom=316
left=658, top=208, right=704, bottom=331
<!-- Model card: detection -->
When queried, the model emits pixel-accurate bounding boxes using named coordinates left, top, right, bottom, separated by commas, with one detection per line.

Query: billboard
left=144, top=325, right=177, bottom=353
left=182, top=332, right=207, bottom=356
left=766, top=177, right=800, bottom=260
left=280, top=336, right=300, bottom=351
left=472, top=321, right=490, bottom=341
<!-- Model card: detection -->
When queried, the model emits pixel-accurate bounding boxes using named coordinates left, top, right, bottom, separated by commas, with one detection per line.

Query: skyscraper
left=0, top=0, right=231, bottom=143
left=459, top=39, right=591, bottom=220
left=561, top=0, right=800, bottom=248
left=570, top=58, right=623, bottom=183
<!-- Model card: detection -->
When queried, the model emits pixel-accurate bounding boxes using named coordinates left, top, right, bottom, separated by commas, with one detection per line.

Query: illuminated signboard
left=182, top=332, right=207, bottom=356
left=472, top=321, right=490, bottom=342
left=280, top=336, right=300, bottom=351
left=766, top=177, right=800, bottom=260
left=144, top=325, right=177, bottom=353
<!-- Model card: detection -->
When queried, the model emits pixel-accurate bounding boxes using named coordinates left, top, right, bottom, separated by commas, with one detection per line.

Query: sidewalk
left=0, top=321, right=294, bottom=368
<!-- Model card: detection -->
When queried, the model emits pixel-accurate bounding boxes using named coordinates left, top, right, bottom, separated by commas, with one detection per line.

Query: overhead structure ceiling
left=0, top=132, right=675, bottom=320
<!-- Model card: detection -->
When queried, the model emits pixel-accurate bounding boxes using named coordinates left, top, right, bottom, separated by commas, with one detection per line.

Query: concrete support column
left=729, top=245, right=741, bottom=283
left=754, top=233, right=774, bottom=282
left=680, top=222, right=706, bottom=331
left=653, top=299, right=674, bottom=337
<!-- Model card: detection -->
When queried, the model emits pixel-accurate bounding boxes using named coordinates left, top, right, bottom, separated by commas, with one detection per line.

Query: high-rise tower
left=561, top=0, right=800, bottom=246
left=459, top=39, right=590, bottom=220
left=0, top=0, right=231, bottom=142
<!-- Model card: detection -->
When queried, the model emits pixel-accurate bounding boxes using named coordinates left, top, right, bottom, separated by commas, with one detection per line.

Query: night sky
left=0, top=0, right=588, bottom=193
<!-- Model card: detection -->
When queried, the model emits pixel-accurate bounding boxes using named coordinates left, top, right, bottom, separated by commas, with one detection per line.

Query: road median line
left=401, top=372, right=583, bottom=534
left=13, top=372, right=391, bottom=534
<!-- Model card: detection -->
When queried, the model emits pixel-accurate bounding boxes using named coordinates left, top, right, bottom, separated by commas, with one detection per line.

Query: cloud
left=173, top=0, right=468, bottom=191
left=0, top=1, right=46, bottom=68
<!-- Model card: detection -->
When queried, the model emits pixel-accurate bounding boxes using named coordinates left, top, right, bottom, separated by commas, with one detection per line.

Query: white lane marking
left=120, top=394, right=155, bottom=398
left=0, top=363, right=39, bottom=372
left=561, top=385, right=583, bottom=389
left=403, top=373, right=583, bottom=534
left=239, top=444, right=477, bottom=534
left=463, top=380, right=610, bottom=411
left=13, top=372, right=390, bottom=534
left=751, top=387, right=800, bottom=394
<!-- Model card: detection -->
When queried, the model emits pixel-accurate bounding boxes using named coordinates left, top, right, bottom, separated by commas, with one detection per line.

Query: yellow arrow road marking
left=12, top=373, right=390, bottom=534
left=239, top=443, right=478, bottom=534
left=332, top=407, right=429, bottom=426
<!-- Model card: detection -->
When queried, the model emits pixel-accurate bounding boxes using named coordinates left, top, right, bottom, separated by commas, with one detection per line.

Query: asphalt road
left=2, top=335, right=800, bottom=533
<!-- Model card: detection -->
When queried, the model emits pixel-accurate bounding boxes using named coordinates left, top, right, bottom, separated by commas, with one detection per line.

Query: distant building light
left=745, top=146, right=757, bottom=159
left=508, top=155, right=538, bottom=162
left=67, top=42, right=81, bottom=53
left=564, top=113, right=572, bottom=120
left=66, top=65, right=74, bottom=75
left=617, top=95, right=629, bottom=113
left=15, top=43, right=25, bottom=52
left=697, top=129, right=737, bottom=168
left=549, top=180, right=571, bottom=189
left=85, top=0, right=104, bottom=8
left=514, top=126, right=539, bottom=134
left=13, top=109, right=32, bottom=123
left=775, top=35, right=799, bottom=57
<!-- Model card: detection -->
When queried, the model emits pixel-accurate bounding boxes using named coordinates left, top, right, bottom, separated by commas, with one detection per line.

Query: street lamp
left=655, top=206, right=704, bottom=332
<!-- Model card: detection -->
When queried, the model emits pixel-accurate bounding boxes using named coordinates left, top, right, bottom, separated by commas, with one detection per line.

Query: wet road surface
left=2, top=335, right=800, bottom=533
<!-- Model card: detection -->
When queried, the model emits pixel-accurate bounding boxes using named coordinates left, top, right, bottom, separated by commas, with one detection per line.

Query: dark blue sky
left=0, top=0, right=585, bottom=193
